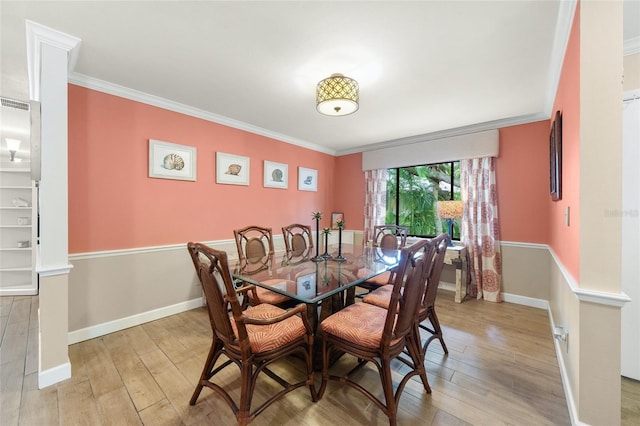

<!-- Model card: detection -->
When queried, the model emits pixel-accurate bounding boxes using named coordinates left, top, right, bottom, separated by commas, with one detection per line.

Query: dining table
left=232, top=243, right=402, bottom=332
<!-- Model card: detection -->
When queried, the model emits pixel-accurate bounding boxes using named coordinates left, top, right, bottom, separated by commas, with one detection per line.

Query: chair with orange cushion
left=317, top=238, right=436, bottom=426
left=233, top=225, right=292, bottom=307
left=363, top=233, right=451, bottom=354
left=187, top=242, right=316, bottom=425
left=281, top=223, right=314, bottom=265
left=356, top=225, right=409, bottom=295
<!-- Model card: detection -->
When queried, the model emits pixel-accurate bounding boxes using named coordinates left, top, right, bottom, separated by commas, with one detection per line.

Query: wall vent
left=1, top=97, right=30, bottom=111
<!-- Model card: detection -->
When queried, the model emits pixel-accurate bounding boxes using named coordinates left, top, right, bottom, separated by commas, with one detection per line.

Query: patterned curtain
left=460, top=157, right=502, bottom=302
left=364, top=169, right=387, bottom=244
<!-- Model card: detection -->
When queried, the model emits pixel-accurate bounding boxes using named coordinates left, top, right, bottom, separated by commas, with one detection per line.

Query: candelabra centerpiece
left=322, top=228, right=333, bottom=259
left=335, top=219, right=347, bottom=262
left=311, top=211, right=324, bottom=262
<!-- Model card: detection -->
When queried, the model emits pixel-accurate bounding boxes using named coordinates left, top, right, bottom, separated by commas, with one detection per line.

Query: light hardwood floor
left=1, top=291, right=638, bottom=425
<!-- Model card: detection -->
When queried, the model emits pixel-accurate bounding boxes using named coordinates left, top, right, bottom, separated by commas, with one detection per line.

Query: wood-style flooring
left=1, top=291, right=639, bottom=425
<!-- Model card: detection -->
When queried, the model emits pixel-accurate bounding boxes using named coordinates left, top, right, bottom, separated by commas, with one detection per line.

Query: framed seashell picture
left=216, top=152, right=250, bottom=186
left=298, top=166, right=318, bottom=192
left=263, top=160, right=288, bottom=189
left=148, top=139, right=197, bottom=181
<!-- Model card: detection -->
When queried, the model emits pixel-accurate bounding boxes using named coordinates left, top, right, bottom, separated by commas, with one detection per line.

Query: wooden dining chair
left=363, top=233, right=451, bottom=354
left=356, top=225, right=409, bottom=295
left=233, top=225, right=291, bottom=306
left=281, top=223, right=314, bottom=264
left=317, top=239, right=436, bottom=426
left=187, top=242, right=317, bottom=426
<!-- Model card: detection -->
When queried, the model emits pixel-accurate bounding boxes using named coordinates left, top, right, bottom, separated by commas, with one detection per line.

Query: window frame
left=386, top=160, right=460, bottom=239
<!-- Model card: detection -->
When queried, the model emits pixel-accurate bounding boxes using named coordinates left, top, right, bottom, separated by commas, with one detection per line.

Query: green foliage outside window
left=385, top=162, right=461, bottom=238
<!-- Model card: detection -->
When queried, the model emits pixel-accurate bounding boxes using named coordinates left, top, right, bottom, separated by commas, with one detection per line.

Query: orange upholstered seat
left=187, top=242, right=316, bottom=425
left=363, top=233, right=451, bottom=354
left=230, top=303, right=307, bottom=353
left=317, top=238, right=437, bottom=426
left=320, top=302, right=401, bottom=349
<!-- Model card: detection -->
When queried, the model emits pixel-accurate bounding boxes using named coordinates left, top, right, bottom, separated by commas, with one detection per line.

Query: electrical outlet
left=565, top=206, right=570, bottom=226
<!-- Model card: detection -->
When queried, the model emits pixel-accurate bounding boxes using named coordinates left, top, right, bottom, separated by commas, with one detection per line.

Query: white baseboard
left=438, top=281, right=456, bottom=292
left=501, top=292, right=549, bottom=310
left=547, top=309, right=585, bottom=426
left=68, top=297, right=204, bottom=344
left=38, top=360, right=71, bottom=389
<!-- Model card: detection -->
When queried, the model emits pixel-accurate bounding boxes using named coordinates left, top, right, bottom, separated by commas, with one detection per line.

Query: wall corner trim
left=38, top=360, right=71, bottom=389
left=573, top=288, right=631, bottom=308
left=37, top=263, right=74, bottom=277
left=500, top=241, right=549, bottom=250
left=26, top=20, right=81, bottom=101
left=549, top=247, right=631, bottom=308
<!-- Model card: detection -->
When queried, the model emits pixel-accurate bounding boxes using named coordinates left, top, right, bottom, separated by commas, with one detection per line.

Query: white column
left=26, top=20, right=81, bottom=389
left=577, top=1, right=624, bottom=424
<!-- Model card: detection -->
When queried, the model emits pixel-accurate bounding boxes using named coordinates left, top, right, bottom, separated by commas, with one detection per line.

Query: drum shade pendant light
left=316, top=73, right=359, bottom=116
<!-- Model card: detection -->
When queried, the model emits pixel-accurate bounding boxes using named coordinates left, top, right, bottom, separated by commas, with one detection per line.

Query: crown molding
left=26, top=20, right=82, bottom=101
left=624, top=36, right=640, bottom=56
left=542, top=0, right=578, bottom=118
left=68, top=73, right=336, bottom=156
left=70, top=71, right=551, bottom=158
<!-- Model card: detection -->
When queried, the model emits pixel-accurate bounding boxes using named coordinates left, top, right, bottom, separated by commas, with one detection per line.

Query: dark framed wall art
left=550, top=110, right=562, bottom=201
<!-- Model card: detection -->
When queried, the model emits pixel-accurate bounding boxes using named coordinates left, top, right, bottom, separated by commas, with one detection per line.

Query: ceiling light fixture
left=5, top=138, right=21, bottom=162
left=316, top=73, right=359, bottom=116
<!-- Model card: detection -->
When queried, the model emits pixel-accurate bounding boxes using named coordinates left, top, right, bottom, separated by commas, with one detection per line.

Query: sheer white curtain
left=364, top=169, right=387, bottom=244
left=460, top=157, right=502, bottom=302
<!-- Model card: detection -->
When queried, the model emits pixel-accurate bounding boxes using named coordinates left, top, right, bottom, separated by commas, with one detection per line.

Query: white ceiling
left=1, top=1, right=639, bottom=156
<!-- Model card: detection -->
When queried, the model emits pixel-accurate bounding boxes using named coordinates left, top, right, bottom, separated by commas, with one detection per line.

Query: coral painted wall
left=333, top=153, right=366, bottom=230
left=69, top=85, right=556, bottom=254
left=496, top=121, right=551, bottom=244
left=549, top=3, right=581, bottom=282
left=68, top=85, right=337, bottom=253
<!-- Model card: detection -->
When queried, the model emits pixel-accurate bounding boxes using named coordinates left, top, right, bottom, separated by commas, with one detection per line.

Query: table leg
left=452, top=257, right=468, bottom=303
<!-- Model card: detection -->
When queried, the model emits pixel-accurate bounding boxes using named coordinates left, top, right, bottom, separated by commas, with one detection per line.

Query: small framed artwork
left=148, top=139, right=197, bottom=181
left=549, top=110, right=562, bottom=201
left=296, top=273, right=316, bottom=299
left=298, top=167, right=318, bottom=192
left=331, top=212, right=344, bottom=229
left=263, top=161, right=288, bottom=189
left=216, top=152, right=250, bottom=186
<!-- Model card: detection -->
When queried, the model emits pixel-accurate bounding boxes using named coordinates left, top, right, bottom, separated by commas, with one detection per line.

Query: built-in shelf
left=0, top=166, right=38, bottom=296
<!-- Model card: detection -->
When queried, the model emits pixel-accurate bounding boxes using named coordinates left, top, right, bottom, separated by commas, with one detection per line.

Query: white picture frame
left=216, top=152, right=250, bottom=186
left=148, top=139, right=197, bottom=181
left=298, top=166, right=318, bottom=192
left=263, top=160, right=288, bottom=189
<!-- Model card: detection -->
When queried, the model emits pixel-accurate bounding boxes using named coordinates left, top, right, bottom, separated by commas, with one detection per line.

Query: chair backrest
left=187, top=242, right=247, bottom=350
left=421, top=233, right=451, bottom=310
left=282, top=223, right=313, bottom=264
left=372, top=225, right=408, bottom=250
left=233, top=225, right=275, bottom=275
left=382, top=238, right=436, bottom=346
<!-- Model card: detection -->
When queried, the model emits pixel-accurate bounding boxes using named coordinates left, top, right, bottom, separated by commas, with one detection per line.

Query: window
left=385, top=161, right=461, bottom=239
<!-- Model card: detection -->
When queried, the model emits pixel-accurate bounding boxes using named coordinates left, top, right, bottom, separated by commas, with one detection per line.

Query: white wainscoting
left=67, top=231, right=364, bottom=344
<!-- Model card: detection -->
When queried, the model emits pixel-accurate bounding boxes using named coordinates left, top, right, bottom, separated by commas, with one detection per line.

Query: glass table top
left=232, top=244, right=401, bottom=304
